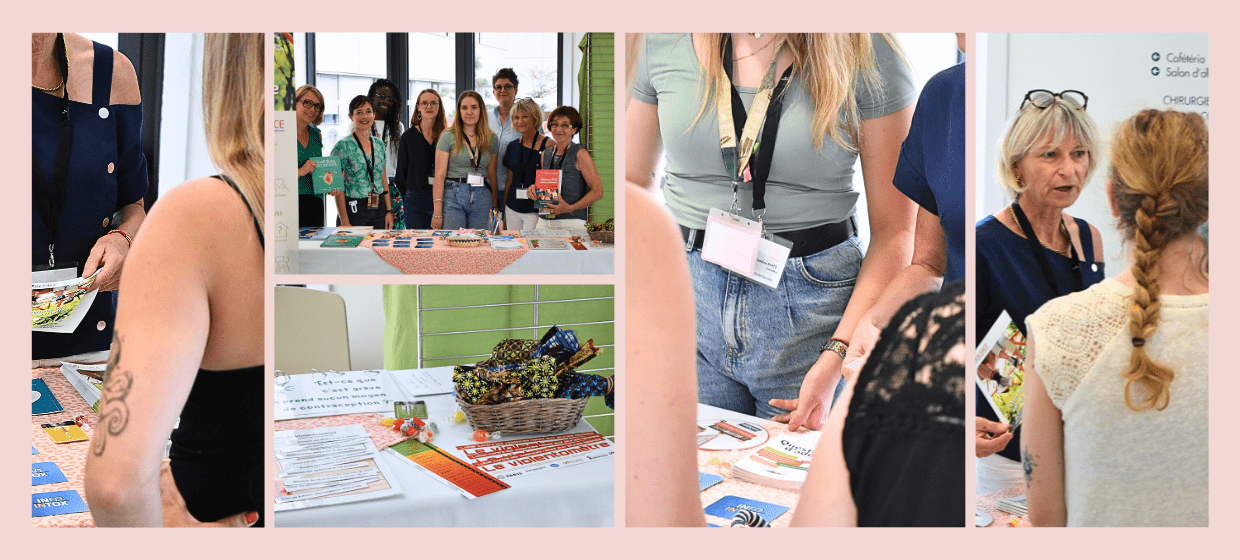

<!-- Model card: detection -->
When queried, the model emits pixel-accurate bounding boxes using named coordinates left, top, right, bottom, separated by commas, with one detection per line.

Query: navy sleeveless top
left=32, top=41, right=148, bottom=359
left=974, top=213, right=1105, bottom=462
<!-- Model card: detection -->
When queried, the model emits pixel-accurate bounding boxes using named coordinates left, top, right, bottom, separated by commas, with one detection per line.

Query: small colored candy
left=379, top=417, right=395, bottom=427
left=417, top=430, right=434, bottom=443
left=450, top=410, right=466, bottom=424
left=392, top=418, right=406, bottom=430
left=473, top=430, right=489, bottom=442
left=410, top=417, right=426, bottom=428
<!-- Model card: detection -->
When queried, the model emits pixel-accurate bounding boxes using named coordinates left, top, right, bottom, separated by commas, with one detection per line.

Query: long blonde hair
left=1109, top=109, right=1208, bottom=411
left=693, top=33, right=902, bottom=152
left=202, top=33, right=265, bottom=230
left=447, top=91, right=492, bottom=155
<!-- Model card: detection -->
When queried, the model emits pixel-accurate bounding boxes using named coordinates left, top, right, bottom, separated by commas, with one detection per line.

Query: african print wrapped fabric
left=533, top=326, right=581, bottom=364
left=554, top=373, right=615, bottom=409
left=452, top=356, right=559, bottom=405
left=476, top=339, right=539, bottom=368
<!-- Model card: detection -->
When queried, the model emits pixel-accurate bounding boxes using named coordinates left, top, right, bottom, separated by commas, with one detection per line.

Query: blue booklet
left=32, top=490, right=89, bottom=517
left=31, top=378, right=63, bottom=415
left=32, top=462, right=68, bottom=486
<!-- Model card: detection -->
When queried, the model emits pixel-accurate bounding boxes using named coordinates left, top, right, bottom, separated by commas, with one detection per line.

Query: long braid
left=1123, top=190, right=1173, bottom=410
left=1111, top=109, right=1208, bottom=411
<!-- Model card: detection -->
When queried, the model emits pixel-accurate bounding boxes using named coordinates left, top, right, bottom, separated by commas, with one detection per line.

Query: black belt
left=681, top=216, right=857, bottom=259
left=447, top=177, right=485, bottom=186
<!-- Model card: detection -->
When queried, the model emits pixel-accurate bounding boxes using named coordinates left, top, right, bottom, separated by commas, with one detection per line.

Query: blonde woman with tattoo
left=84, top=33, right=264, bottom=527
left=1022, top=109, right=1208, bottom=526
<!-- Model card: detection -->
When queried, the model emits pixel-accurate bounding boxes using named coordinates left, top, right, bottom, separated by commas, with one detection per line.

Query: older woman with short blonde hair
left=974, top=90, right=1105, bottom=493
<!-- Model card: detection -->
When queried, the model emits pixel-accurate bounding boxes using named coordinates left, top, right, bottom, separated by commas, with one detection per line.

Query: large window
left=474, top=33, right=559, bottom=118
left=312, top=33, right=388, bottom=148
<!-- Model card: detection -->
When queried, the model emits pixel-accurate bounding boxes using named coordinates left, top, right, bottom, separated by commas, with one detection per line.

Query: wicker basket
left=447, top=236, right=482, bottom=248
left=587, top=231, right=614, bottom=244
left=454, top=385, right=588, bottom=434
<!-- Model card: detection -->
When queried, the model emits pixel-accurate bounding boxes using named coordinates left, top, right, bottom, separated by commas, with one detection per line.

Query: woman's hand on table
left=975, top=417, right=1013, bottom=458
left=298, top=160, right=316, bottom=177
left=431, top=215, right=443, bottom=229
left=769, top=351, right=844, bottom=431
left=384, top=211, right=394, bottom=229
left=160, top=461, right=257, bottom=527
left=81, top=231, right=131, bottom=292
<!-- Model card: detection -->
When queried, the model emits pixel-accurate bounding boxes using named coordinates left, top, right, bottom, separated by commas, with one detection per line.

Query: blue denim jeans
left=443, top=181, right=493, bottom=230
left=688, top=237, right=862, bottom=419
left=403, top=188, right=434, bottom=229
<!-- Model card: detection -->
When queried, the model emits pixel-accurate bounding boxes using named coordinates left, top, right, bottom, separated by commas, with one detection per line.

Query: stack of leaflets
left=31, top=379, right=63, bottom=416
left=60, top=362, right=105, bottom=413
left=274, top=424, right=403, bottom=511
left=729, top=433, right=816, bottom=491
left=996, top=494, right=1028, bottom=517
left=527, top=238, right=571, bottom=250
left=975, top=311, right=1027, bottom=429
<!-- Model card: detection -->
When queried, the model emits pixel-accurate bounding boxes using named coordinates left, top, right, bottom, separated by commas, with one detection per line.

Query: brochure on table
left=975, top=311, right=1026, bottom=427
left=275, top=369, right=401, bottom=421
left=60, top=362, right=105, bottom=412
left=730, top=432, right=816, bottom=491
left=274, top=424, right=403, bottom=511
left=387, top=367, right=454, bottom=397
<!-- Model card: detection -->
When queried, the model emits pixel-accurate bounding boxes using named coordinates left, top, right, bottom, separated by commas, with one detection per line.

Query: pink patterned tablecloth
left=31, top=367, right=97, bottom=528
left=362, top=231, right=529, bottom=274
left=977, top=487, right=1031, bottom=528
left=697, top=416, right=807, bottom=528
left=275, top=413, right=412, bottom=450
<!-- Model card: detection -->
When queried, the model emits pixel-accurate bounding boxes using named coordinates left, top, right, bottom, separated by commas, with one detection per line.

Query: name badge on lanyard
left=701, top=35, right=795, bottom=288
left=465, top=134, right=485, bottom=187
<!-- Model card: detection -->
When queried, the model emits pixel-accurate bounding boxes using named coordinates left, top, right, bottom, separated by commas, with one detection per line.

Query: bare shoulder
left=110, top=49, right=141, bottom=106
left=146, top=177, right=255, bottom=238
left=575, top=148, right=594, bottom=163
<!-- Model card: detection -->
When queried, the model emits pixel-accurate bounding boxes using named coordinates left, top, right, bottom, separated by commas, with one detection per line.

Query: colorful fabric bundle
left=554, top=373, right=615, bottom=410
left=453, top=356, right=559, bottom=405
left=477, top=339, right=538, bottom=368
left=453, top=326, right=610, bottom=406
left=533, top=326, right=581, bottom=364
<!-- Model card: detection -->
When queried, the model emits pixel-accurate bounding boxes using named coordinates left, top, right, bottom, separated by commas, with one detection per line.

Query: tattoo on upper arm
left=1022, top=448, right=1037, bottom=487
left=92, top=332, right=133, bottom=457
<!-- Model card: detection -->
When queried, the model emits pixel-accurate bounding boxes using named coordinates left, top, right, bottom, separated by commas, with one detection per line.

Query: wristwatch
left=820, top=338, right=848, bottom=360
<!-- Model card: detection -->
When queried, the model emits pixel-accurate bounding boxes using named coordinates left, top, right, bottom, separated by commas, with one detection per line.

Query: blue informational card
left=32, top=462, right=68, bottom=486
left=699, top=472, right=724, bottom=492
left=704, top=495, right=790, bottom=522
left=32, top=446, right=39, bottom=455
left=31, top=378, right=63, bottom=415
left=31, top=490, right=89, bottom=517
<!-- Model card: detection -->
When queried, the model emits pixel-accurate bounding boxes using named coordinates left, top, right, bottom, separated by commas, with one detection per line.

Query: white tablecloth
left=294, top=239, right=614, bottom=274
left=274, top=392, right=614, bottom=527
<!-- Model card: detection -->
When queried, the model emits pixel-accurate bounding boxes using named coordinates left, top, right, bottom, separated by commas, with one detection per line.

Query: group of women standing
left=295, top=68, right=603, bottom=231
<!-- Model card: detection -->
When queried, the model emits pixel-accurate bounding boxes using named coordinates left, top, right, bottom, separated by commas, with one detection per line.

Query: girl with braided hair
left=1022, top=109, right=1208, bottom=527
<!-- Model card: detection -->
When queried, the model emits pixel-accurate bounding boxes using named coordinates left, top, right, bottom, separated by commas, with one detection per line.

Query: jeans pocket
left=796, top=236, right=863, bottom=288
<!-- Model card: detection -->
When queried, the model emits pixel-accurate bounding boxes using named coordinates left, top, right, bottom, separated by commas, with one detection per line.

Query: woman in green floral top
left=329, top=95, right=393, bottom=229
left=295, top=85, right=325, bottom=227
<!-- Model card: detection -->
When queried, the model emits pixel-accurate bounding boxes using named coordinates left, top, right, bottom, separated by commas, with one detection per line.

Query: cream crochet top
left=1026, top=278, right=1208, bottom=527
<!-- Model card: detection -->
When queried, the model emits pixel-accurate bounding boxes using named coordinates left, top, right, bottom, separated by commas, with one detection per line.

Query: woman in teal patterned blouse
left=295, top=84, right=325, bottom=227
left=329, top=95, right=393, bottom=229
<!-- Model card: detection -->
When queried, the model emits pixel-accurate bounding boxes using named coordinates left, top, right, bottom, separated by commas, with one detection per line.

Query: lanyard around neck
left=462, top=130, right=482, bottom=170
left=32, top=33, right=72, bottom=267
left=549, top=142, right=572, bottom=170
left=717, top=34, right=793, bottom=219
left=1011, top=201, right=1083, bottom=296
left=353, top=132, right=376, bottom=190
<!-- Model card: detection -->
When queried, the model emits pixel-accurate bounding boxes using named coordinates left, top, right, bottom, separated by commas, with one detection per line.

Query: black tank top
left=168, top=175, right=264, bottom=526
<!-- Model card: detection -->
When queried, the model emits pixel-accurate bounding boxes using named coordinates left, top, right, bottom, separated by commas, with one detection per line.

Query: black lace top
left=842, top=281, right=965, bottom=527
